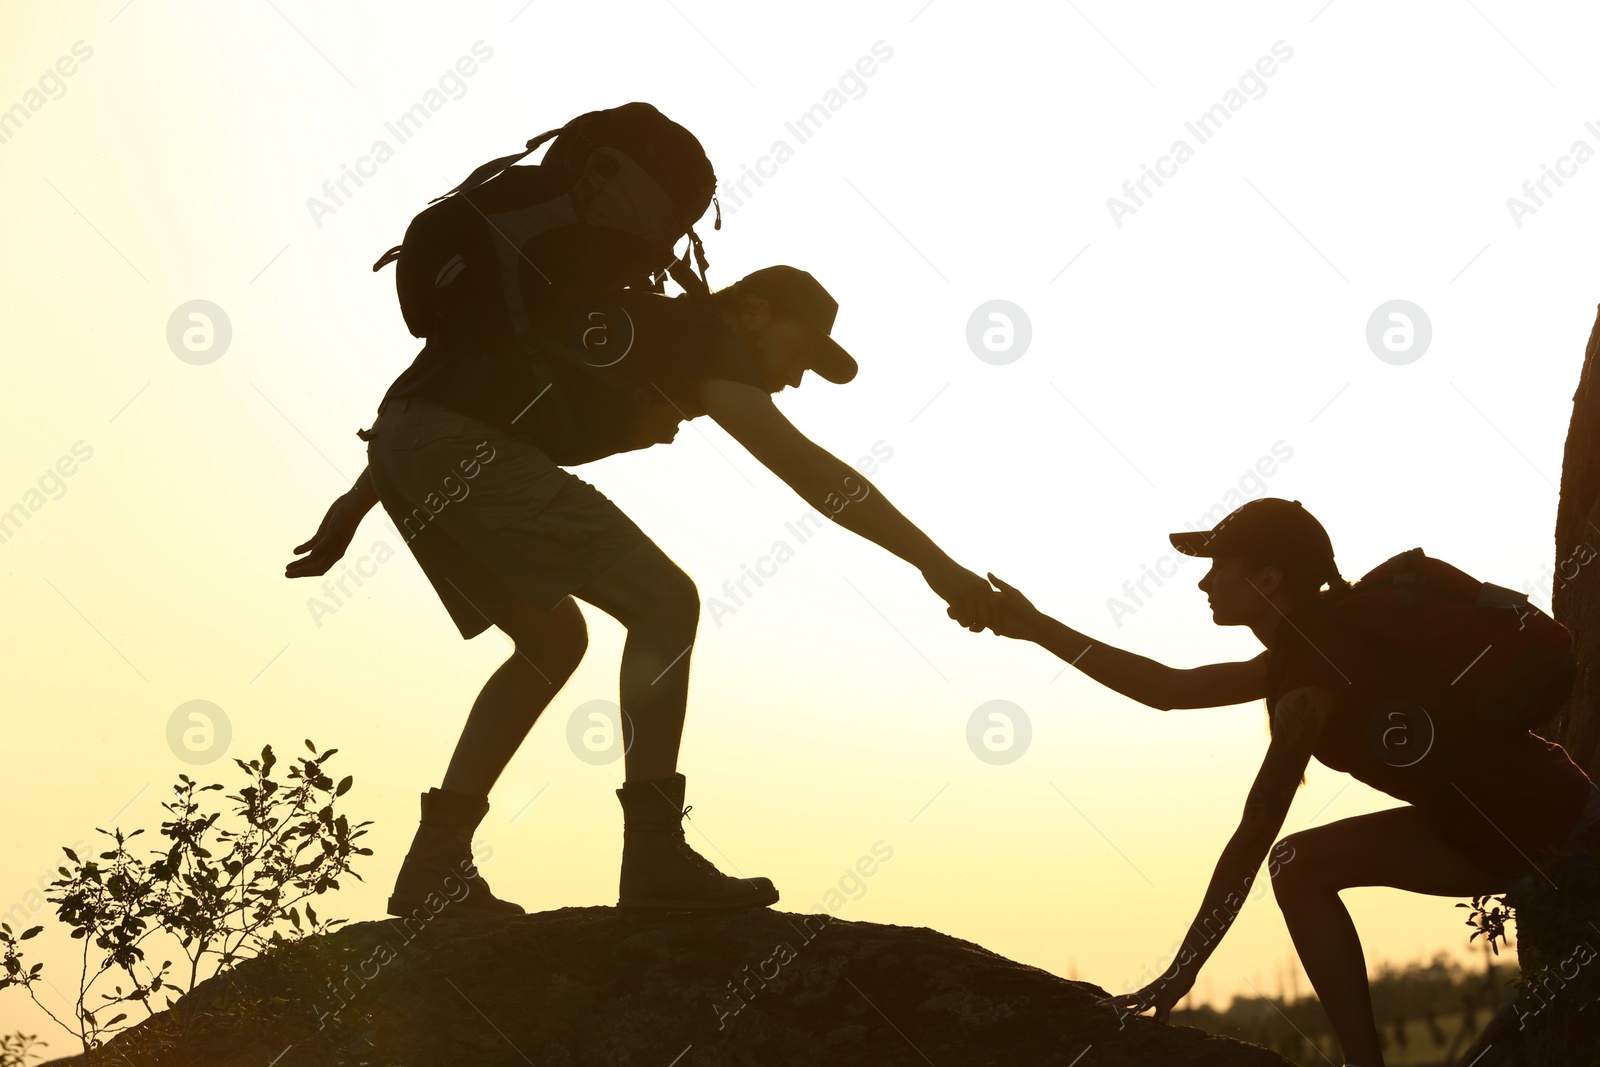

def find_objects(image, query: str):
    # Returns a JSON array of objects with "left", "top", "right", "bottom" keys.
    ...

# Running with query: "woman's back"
[{"left": 1266, "top": 598, "right": 1595, "bottom": 880}]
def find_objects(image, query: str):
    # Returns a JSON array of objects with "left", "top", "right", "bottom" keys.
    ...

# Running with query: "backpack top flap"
[
  {"left": 542, "top": 102, "right": 716, "bottom": 227},
  {"left": 571, "top": 146, "right": 688, "bottom": 250}
]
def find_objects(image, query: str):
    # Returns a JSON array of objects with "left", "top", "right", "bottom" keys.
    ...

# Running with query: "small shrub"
[{"left": 0, "top": 739, "right": 371, "bottom": 1059}]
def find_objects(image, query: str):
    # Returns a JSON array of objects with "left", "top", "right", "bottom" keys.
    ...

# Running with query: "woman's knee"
[{"left": 1270, "top": 831, "right": 1324, "bottom": 901}]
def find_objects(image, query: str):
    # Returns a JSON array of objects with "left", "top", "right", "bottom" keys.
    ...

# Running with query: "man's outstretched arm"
[
  {"left": 699, "top": 377, "right": 996, "bottom": 631},
  {"left": 286, "top": 466, "right": 379, "bottom": 578}
]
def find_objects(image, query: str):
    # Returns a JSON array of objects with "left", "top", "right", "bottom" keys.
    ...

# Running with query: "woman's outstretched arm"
[{"left": 987, "top": 573, "right": 1268, "bottom": 710}]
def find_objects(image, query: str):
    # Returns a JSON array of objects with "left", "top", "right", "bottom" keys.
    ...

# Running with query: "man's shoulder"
[
  {"left": 612, "top": 288, "right": 715, "bottom": 321},
  {"left": 604, "top": 289, "right": 763, "bottom": 390},
  {"left": 602, "top": 290, "right": 726, "bottom": 351}
]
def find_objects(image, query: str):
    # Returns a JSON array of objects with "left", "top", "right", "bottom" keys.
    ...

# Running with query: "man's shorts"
[{"left": 361, "top": 394, "right": 649, "bottom": 639}]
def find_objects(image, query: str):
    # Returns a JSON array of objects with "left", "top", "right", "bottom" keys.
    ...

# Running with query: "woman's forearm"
[
  {"left": 1032, "top": 616, "right": 1182, "bottom": 709},
  {"left": 1171, "top": 828, "right": 1275, "bottom": 975}
]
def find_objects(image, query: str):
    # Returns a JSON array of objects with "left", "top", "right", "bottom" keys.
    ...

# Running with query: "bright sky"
[{"left": 3, "top": 0, "right": 1595, "bottom": 1045}]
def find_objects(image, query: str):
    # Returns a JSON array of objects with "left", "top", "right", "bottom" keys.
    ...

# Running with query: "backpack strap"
[
  {"left": 664, "top": 227, "right": 713, "bottom": 297},
  {"left": 428, "top": 125, "right": 567, "bottom": 205},
  {"left": 373, "top": 125, "right": 571, "bottom": 273},
  {"left": 372, "top": 244, "right": 403, "bottom": 272}
]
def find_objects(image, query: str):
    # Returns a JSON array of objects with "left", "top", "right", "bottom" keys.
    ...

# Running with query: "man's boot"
[
  {"left": 614, "top": 772, "right": 780, "bottom": 914},
  {"left": 386, "top": 787, "right": 525, "bottom": 920}
]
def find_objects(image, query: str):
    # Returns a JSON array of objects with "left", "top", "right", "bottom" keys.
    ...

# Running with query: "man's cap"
[
  {"left": 733, "top": 265, "right": 858, "bottom": 384},
  {"left": 1169, "top": 497, "right": 1339, "bottom": 582}
]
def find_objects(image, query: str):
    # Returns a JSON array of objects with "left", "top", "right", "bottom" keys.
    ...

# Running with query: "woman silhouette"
[{"left": 987, "top": 497, "right": 1600, "bottom": 1067}]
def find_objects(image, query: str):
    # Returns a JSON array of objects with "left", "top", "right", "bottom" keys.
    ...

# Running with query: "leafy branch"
[{"left": 0, "top": 739, "right": 371, "bottom": 1059}]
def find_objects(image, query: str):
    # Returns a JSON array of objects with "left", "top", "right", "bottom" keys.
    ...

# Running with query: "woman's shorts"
[
  {"left": 1555, "top": 784, "right": 1600, "bottom": 859},
  {"left": 361, "top": 394, "right": 648, "bottom": 639},
  {"left": 1506, "top": 782, "right": 1600, "bottom": 896}
]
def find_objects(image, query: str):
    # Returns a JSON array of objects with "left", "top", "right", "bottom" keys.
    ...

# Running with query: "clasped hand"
[{"left": 922, "top": 565, "right": 1044, "bottom": 641}]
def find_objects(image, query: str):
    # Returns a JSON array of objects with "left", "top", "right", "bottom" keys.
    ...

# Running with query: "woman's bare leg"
[{"left": 1272, "top": 806, "right": 1510, "bottom": 1067}]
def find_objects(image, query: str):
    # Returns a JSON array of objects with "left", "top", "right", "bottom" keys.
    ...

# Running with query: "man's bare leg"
[
  {"left": 570, "top": 537, "right": 778, "bottom": 911},
  {"left": 390, "top": 595, "right": 587, "bottom": 919},
  {"left": 428, "top": 534, "right": 694, "bottom": 800},
  {"left": 439, "top": 596, "right": 589, "bottom": 798},
  {"left": 569, "top": 538, "right": 699, "bottom": 782}
]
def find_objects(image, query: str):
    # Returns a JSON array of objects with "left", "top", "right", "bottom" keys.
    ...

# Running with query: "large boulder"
[
  {"left": 48, "top": 905, "right": 1294, "bottom": 1067},
  {"left": 1553, "top": 300, "right": 1600, "bottom": 780}
]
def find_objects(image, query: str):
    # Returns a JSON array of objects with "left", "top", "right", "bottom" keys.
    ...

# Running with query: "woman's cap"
[
  {"left": 734, "top": 265, "right": 858, "bottom": 384},
  {"left": 1169, "top": 497, "right": 1338, "bottom": 580}
]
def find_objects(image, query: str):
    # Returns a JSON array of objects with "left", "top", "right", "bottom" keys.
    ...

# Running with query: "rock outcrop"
[
  {"left": 49, "top": 905, "right": 1294, "bottom": 1067},
  {"left": 1554, "top": 300, "right": 1600, "bottom": 781},
  {"left": 1461, "top": 301, "right": 1600, "bottom": 1067}
]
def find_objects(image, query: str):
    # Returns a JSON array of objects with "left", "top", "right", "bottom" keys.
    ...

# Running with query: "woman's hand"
[
  {"left": 1097, "top": 966, "right": 1196, "bottom": 1025},
  {"left": 286, "top": 491, "right": 372, "bottom": 578},
  {"left": 985, "top": 573, "right": 1046, "bottom": 642}
]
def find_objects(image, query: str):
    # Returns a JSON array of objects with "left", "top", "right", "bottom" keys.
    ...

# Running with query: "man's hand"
[
  {"left": 922, "top": 562, "right": 999, "bottom": 632},
  {"left": 286, "top": 491, "right": 371, "bottom": 578},
  {"left": 985, "top": 573, "right": 1046, "bottom": 642}
]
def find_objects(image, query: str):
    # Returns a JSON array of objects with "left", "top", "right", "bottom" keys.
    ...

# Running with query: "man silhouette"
[{"left": 288, "top": 265, "right": 998, "bottom": 918}]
